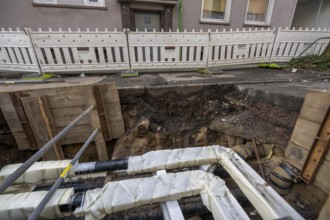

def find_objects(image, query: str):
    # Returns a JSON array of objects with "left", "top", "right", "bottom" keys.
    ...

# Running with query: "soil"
[
  {"left": 112, "top": 84, "right": 298, "bottom": 159},
  {"left": 0, "top": 83, "right": 327, "bottom": 219}
]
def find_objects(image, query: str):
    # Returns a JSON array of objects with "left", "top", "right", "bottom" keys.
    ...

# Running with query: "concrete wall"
[
  {"left": 0, "top": 0, "right": 122, "bottom": 31},
  {"left": 173, "top": 0, "right": 297, "bottom": 31},
  {"left": 291, "top": 0, "right": 330, "bottom": 29}
]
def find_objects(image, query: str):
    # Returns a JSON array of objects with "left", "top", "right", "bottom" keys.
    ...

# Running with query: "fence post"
[
  {"left": 269, "top": 27, "right": 280, "bottom": 63},
  {"left": 205, "top": 30, "right": 211, "bottom": 71},
  {"left": 23, "top": 28, "right": 43, "bottom": 74}
]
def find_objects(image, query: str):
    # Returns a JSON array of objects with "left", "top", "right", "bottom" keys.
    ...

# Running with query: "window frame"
[
  {"left": 83, "top": 0, "right": 105, "bottom": 7},
  {"left": 33, "top": 0, "right": 106, "bottom": 8},
  {"left": 200, "top": 0, "right": 232, "bottom": 24},
  {"left": 244, "top": 0, "right": 275, "bottom": 25}
]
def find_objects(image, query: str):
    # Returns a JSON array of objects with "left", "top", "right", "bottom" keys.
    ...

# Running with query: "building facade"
[{"left": 0, "top": 0, "right": 297, "bottom": 31}]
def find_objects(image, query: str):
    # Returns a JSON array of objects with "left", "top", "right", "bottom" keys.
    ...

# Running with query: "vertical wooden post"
[{"left": 86, "top": 86, "right": 109, "bottom": 161}]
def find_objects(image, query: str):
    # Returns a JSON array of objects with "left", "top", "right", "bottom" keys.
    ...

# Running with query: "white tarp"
[
  {"left": 126, "top": 145, "right": 304, "bottom": 220},
  {"left": 75, "top": 170, "right": 249, "bottom": 220}
]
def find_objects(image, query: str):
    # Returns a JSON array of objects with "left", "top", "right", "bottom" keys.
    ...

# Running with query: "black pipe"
[
  {"left": 33, "top": 177, "right": 105, "bottom": 193},
  {"left": 74, "top": 158, "right": 129, "bottom": 175},
  {"left": 60, "top": 192, "right": 86, "bottom": 213}
]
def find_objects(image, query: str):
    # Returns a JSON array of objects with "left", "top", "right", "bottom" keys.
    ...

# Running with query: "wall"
[
  {"left": 292, "top": 0, "right": 330, "bottom": 29},
  {"left": 173, "top": 0, "right": 297, "bottom": 31},
  {"left": 0, "top": 0, "right": 122, "bottom": 31}
]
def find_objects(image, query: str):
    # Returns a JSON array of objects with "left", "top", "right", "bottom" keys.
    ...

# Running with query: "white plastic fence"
[
  {"left": 0, "top": 28, "right": 329, "bottom": 74},
  {"left": 128, "top": 30, "right": 209, "bottom": 69},
  {"left": 30, "top": 28, "right": 129, "bottom": 72},
  {"left": 0, "top": 28, "right": 39, "bottom": 72},
  {"left": 208, "top": 28, "right": 276, "bottom": 67},
  {"left": 271, "top": 27, "right": 330, "bottom": 62}
]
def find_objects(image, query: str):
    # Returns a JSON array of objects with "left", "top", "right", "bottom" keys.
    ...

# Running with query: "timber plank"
[
  {"left": 9, "top": 92, "right": 37, "bottom": 149},
  {"left": 104, "top": 103, "right": 124, "bottom": 121},
  {"left": 300, "top": 90, "right": 330, "bottom": 124},
  {"left": 40, "top": 96, "right": 65, "bottom": 159},
  {"left": 20, "top": 96, "right": 64, "bottom": 160},
  {"left": 300, "top": 107, "right": 330, "bottom": 182},
  {"left": 61, "top": 132, "right": 94, "bottom": 145},
  {"left": 102, "top": 83, "right": 121, "bottom": 103},
  {"left": 56, "top": 124, "right": 92, "bottom": 145},
  {"left": 47, "top": 94, "right": 86, "bottom": 109},
  {"left": 109, "top": 120, "right": 126, "bottom": 139},
  {"left": 290, "top": 117, "right": 321, "bottom": 151},
  {"left": 92, "top": 85, "right": 112, "bottom": 141},
  {"left": 86, "top": 87, "right": 109, "bottom": 161},
  {"left": 285, "top": 141, "right": 309, "bottom": 170},
  {"left": 52, "top": 106, "right": 91, "bottom": 127},
  {"left": 314, "top": 160, "right": 330, "bottom": 194},
  {"left": 12, "top": 133, "right": 31, "bottom": 150}
]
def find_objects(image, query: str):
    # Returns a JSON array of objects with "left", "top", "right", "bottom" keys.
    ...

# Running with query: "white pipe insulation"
[
  {"left": 126, "top": 145, "right": 304, "bottom": 220},
  {"left": 74, "top": 170, "right": 249, "bottom": 220},
  {"left": 0, "top": 160, "right": 106, "bottom": 189},
  {"left": 0, "top": 188, "right": 73, "bottom": 220}
]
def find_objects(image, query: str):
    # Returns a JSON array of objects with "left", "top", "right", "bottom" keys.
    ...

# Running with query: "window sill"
[
  {"left": 33, "top": 3, "right": 107, "bottom": 10},
  {"left": 199, "top": 20, "right": 230, "bottom": 25},
  {"left": 243, "top": 23, "right": 271, "bottom": 28}
]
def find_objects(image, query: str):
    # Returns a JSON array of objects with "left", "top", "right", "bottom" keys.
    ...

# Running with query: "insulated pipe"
[
  {"left": 28, "top": 128, "right": 99, "bottom": 220},
  {"left": 74, "top": 158, "right": 129, "bottom": 175},
  {"left": 74, "top": 170, "right": 249, "bottom": 220},
  {"left": 126, "top": 146, "right": 304, "bottom": 220},
  {"left": 0, "top": 105, "right": 94, "bottom": 194}
]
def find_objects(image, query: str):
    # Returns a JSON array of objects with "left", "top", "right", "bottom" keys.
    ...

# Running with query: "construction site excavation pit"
[{"left": 0, "top": 82, "right": 328, "bottom": 220}]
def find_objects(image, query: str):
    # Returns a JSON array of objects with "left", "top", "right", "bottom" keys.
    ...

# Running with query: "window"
[
  {"left": 245, "top": 0, "right": 275, "bottom": 25},
  {"left": 83, "top": 0, "right": 105, "bottom": 7},
  {"left": 33, "top": 0, "right": 105, "bottom": 8},
  {"left": 201, "top": 0, "right": 231, "bottom": 23}
]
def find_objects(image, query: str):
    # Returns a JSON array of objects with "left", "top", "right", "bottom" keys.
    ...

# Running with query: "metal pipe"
[
  {"left": 0, "top": 105, "right": 94, "bottom": 194},
  {"left": 299, "top": 36, "right": 330, "bottom": 56},
  {"left": 74, "top": 158, "right": 129, "bottom": 174},
  {"left": 28, "top": 128, "right": 99, "bottom": 220}
]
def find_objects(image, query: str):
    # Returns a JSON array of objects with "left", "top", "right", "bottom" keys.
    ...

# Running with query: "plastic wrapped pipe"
[
  {"left": 0, "top": 160, "right": 73, "bottom": 184},
  {"left": 126, "top": 145, "right": 304, "bottom": 220},
  {"left": 74, "top": 170, "right": 249, "bottom": 220},
  {"left": 0, "top": 188, "right": 74, "bottom": 220},
  {"left": 0, "top": 160, "right": 107, "bottom": 187}
]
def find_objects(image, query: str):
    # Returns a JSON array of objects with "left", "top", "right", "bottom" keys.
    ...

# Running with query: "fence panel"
[
  {"left": 128, "top": 30, "right": 209, "bottom": 69},
  {"left": 208, "top": 29, "right": 276, "bottom": 67},
  {"left": 271, "top": 28, "right": 330, "bottom": 62},
  {"left": 0, "top": 28, "right": 39, "bottom": 72},
  {"left": 30, "top": 29, "right": 129, "bottom": 73}
]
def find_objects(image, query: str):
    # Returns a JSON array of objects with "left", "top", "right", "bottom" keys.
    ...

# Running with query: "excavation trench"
[{"left": 0, "top": 83, "right": 327, "bottom": 220}]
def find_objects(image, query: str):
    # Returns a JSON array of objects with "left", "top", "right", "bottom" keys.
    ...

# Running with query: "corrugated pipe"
[{"left": 269, "top": 162, "right": 299, "bottom": 195}]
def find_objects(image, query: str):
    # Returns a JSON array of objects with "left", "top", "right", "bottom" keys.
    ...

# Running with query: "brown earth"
[{"left": 0, "top": 84, "right": 327, "bottom": 219}]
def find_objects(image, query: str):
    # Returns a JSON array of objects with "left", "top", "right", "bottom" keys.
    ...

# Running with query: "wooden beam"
[
  {"left": 300, "top": 107, "right": 330, "bottom": 183},
  {"left": 9, "top": 92, "right": 37, "bottom": 149},
  {"left": 40, "top": 96, "right": 65, "bottom": 160},
  {"left": 92, "top": 85, "right": 112, "bottom": 141},
  {"left": 86, "top": 87, "right": 109, "bottom": 161},
  {"left": 20, "top": 96, "right": 65, "bottom": 160}
]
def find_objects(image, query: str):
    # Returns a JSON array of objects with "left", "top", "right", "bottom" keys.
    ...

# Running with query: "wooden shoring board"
[
  {"left": 1, "top": 83, "right": 124, "bottom": 161},
  {"left": 8, "top": 92, "right": 38, "bottom": 150},
  {"left": 0, "top": 93, "right": 31, "bottom": 150},
  {"left": 300, "top": 107, "right": 330, "bottom": 183},
  {"left": 92, "top": 85, "right": 112, "bottom": 141},
  {"left": 20, "top": 96, "right": 65, "bottom": 160},
  {"left": 285, "top": 89, "right": 330, "bottom": 170},
  {"left": 86, "top": 86, "right": 109, "bottom": 161}
]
